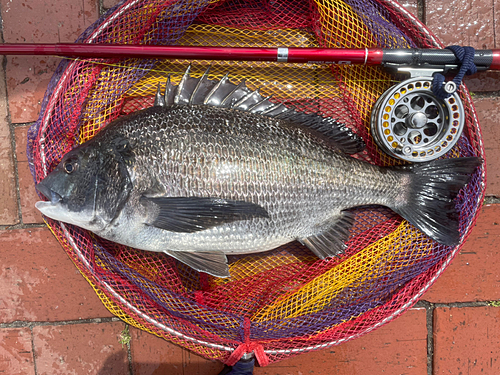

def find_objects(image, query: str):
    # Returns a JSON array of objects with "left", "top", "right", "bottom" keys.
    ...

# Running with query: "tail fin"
[{"left": 393, "top": 157, "right": 482, "bottom": 247}]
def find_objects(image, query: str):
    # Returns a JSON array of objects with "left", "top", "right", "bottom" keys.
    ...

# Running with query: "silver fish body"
[
  {"left": 88, "top": 105, "right": 395, "bottom": 249},
  {"left": 35, "top": 69, "right": 481, "bottom": 277}
]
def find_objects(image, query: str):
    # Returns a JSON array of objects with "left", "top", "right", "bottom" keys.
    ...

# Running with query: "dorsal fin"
[
  {"left": 153, "top": 66, "right": 365, "bottom": 154},
  {"left": 275, "top": 112, "right": 365, "bottom": 155}
]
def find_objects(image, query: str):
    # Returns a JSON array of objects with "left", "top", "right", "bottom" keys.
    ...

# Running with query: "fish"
[{"left": 35, "top": 66, "right": 481, "bottom": 278}]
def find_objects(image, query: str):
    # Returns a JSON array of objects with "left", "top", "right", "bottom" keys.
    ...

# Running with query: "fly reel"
[{"left": 371, "top": 76, "right": 465, "bottom": 162}]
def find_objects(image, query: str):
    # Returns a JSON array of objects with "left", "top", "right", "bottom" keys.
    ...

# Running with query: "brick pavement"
[{"left": 1, "top": 0, "right": 500, "bottom": 374}]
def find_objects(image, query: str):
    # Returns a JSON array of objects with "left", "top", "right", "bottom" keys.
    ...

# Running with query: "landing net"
[{"left": 28, "top": 0, "right": 485, "bottom": 366}]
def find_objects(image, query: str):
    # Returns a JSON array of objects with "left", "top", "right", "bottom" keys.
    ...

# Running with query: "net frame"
[{"left": 27, "top": 0, "right": 486, "bottom": 366}]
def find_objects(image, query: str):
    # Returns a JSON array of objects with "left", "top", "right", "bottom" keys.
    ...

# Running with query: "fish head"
[{"left": 35, "top": 138, "right": 133, "bottom": 232}]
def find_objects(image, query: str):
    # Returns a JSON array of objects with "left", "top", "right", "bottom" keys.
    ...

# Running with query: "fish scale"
[
  {"left": 35, "top": 69, "right": 481, "bottom": 277},
  {"left": 128, "top": 106, "right": 344, "bottom": 211}
]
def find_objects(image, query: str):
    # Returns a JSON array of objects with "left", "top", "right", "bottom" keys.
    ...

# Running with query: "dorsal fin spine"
[
  {"left": 174, "top": 64, "right": 191, "bottom": 105},
  {"left": 189, "top": 67, "right": 211, "bottom": 105},
  {"left": 221, "top": 80, "right": 246, "bottom": 106},
  {"left": 248, "top": 96, "right": 272, "bottom": 112},
  {"left": 203, "top": 72, "right": 229, "bottom": 105},
  {"left": 261, "top": 103, "right": 286, "bottom": 115},
  {"left": 165, "top": 75, "right": 173, "bottom": 105},
  {"left": 154, "top": 82, "right": 166, "bottom": 107},
  {"left": 233, "top": 89, "right": 259, "bottom": 108}
]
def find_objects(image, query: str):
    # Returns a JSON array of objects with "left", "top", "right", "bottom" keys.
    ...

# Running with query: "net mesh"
[{"left": 28, "top": 0, "right": 486, "bottom": 366}]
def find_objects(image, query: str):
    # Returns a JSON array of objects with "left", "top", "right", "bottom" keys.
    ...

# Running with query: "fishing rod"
[
  {"left": 0, "top": 43, "right": 499, "bottom": 68},
  {"left": 4, "top": 43, "right": 492, "bottom": 162}
]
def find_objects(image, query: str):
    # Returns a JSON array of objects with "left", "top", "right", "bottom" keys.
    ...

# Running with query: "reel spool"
[{"left": 371, "top": 76, "right": 465, "bottom": 162}]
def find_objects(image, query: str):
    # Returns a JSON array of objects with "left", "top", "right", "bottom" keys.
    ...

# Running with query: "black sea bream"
[{"left": 35, "top": 67, "right": 481, "bottom": 277}]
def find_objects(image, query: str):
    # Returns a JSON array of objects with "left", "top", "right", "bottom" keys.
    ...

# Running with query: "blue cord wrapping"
[{"left": 432, "top": 46, "right": 477, "bottom": 99}]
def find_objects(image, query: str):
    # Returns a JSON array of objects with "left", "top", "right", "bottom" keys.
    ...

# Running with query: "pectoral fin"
[
  {"left": 142, "top": 196, "right": 269, "bottom": 233},
  {"left": 299, "top": 211, "right": 355, "bottom": 259},
  {"left": 164, "top": 250, "right": 230, "bottom": 278}
]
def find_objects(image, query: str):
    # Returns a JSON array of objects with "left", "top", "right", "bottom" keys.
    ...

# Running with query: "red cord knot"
[
  {"left": 226, "top": 341, "right": 269, "bottom": 367},
  {"left": 225, "top": 317, "right": 269, "bottom": 367}
]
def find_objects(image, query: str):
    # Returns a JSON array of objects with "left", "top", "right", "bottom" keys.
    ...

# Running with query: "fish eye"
[{"left": 63, "top": 160, "right": 78, "bottom": 174}]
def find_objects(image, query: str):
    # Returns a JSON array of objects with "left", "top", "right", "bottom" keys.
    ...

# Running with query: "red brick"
[
  {"left": 0, "top": 327, "right": 35, "bottom": 375},
  {"left": 1, "top": 0, "right": 99, "bottom": 123},
  {"left": 5, "top": 57, "right": 60, "bottom": 124},
  {"left": 17, "top": 160, "right": 44, "bottom": 224},
  {"left": 464, "top": 72, "right": 500, "bottom": 93},
  {"left": 426, "top": 0, "right": 495, "bottom": 49},
  {"left": 13, "top": 126, "right": 43, "bottom": 224},
  {"left": 254, "top": 308, "right": 427, "bottom": 375},
  {"left": 423, "top": 205, "right": 500, "bottom": 303},
  {"left": 33, "top": 321, "right": 128, "bottom": 375},
  {"left": 0, "top": 143, "right": 18, "bottom": 225},
  {"left": 400, "top": 0, "right": 418, "bottom": 17},
  {"left": 130, "top": 327, "right": 224, "bottom": 375},
  {"left": 0, "top": 228, "right": 113, "bottom": 323},
  {"left": 0, "top": 64, "right": 19, "bottom": 226},
  {"left": 469, "top": 97, "right": 500, "bottom": 196},
  {"left": 102, "top": 0, "right": 121, "bottom": 10},
  {"left": 14, "top": 126, "right": 29, "bottom": 163},
  {"left": 434, "top": 306, "right": 500, "bottom": 374}
]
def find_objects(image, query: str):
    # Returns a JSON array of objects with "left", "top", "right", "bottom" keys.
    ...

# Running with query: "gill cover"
[{"left": 95, "top": 136, "right": 134, "bottom": 222}]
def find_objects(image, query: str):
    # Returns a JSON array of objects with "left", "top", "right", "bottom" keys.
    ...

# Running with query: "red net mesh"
[{"left": 27, "top": 0, "right": 486, "bottom": 366}]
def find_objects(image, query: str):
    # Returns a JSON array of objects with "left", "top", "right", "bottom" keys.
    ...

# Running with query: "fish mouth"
[
  {"left": 35, "top": 182, "right": 62, "bottom": 205},
  {"left": 34, "top": 180, "right": 96, "bottom": 229},
  {"left": 34, "top": 184, "right": 81, "bottom": 225},
  {"left": 35, "top": 182, "right": 64, "bottom": 215}
]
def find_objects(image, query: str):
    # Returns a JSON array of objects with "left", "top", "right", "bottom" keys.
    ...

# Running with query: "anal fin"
[
  {"left": 164, "top": 250, "right": 230, "bottom": 278},
  {"left": 299, "top": 211, "right": 355, "bottom": 259}
]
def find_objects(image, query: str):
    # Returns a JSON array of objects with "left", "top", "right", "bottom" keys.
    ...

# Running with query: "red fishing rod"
[{"left": 0, "top": 43, "right": 500, "bottom": 69}]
